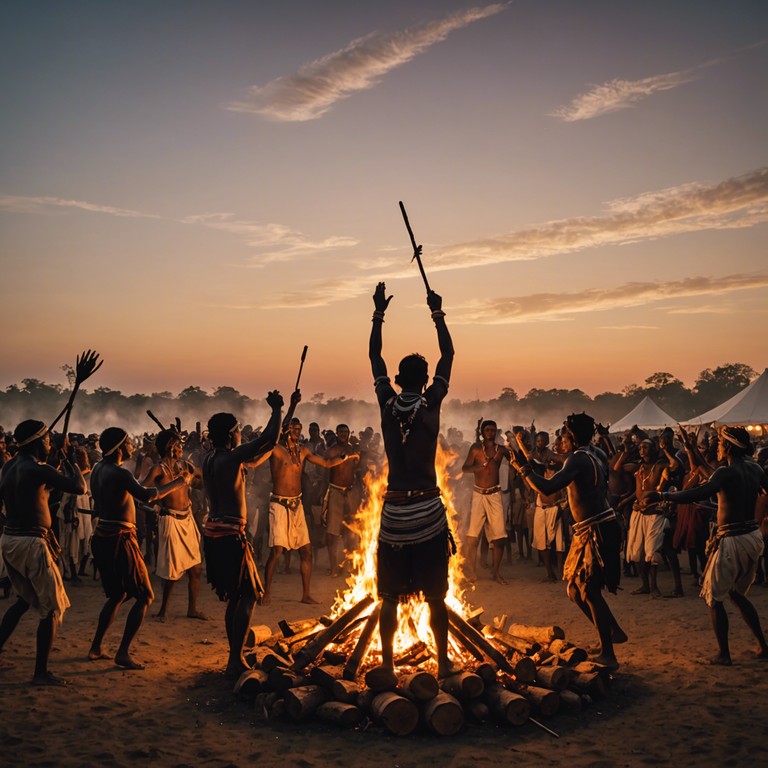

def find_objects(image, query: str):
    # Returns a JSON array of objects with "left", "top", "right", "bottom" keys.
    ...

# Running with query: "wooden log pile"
[{"left": 235, "top": 598, "right": 614, "bottom": 737}]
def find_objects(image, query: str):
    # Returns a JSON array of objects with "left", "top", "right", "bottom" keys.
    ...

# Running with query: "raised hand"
[
  {"left": 266, "top": 390, "right": 284, "bottom": 410},
  {"left": 74, "top": 350, "right": 103, "bottom": 386},
  {"left": 290, "top": 389, "right": 302, "bottom": 407},
  {"left": 373, "top": 282, "right": 393, "bottom": 313},
  {"left": 426, "top": 289, "right": 442, "bottom": 312}
]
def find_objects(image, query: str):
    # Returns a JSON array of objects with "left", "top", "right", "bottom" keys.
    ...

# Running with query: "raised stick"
[
  {"left": 295, "top": 345, "right": 308, "bottom": 391},
  {"left": 146, "top": 410, "right": 166, "bottom": 431},
  {"left": 398, "top": 201, "right": 432, "bottom": 294}
]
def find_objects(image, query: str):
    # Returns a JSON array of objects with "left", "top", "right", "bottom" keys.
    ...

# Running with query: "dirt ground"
[{"left": 1, "top": 550, "right": 767, "bottom": 768}]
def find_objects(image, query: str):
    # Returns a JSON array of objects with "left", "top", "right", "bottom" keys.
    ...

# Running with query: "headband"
[
  {"left": 103, "top": 433, "right": 128, "bottom": 457},
  {"left": 16, "top": 423, "right": 49, "bottom": 447}
]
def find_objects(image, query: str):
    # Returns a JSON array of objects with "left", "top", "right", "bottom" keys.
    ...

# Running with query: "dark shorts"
[
  {"left": 377, "top": 530, "right": 449, "bottom": 601},
  {"left": 91, "top": 530, "right": 153, "bottom": 601},
  {"left": 203, "top": 533, "right": 263, "bottom": 602}
]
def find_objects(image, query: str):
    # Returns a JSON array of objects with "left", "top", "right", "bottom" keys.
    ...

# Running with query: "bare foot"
[
  {"left": 32, "top": 671, "right": 69, "bottom": 686},
  {"left": 88, "top": 649, "right": 111, "bottom": 661},
  {"left": 437, "top": 659, "right": 464, "bottom": 679},
  {"left": 698, "top": 655, "right": 732, "bottom": 666},
  {"left": 301, "top": 595, "right": 321, "bottom": 605},
  {"left": 225, "top": 659, "right": 251, "bottom": 679},
  {"left": 114, "top": 653, "right": 145, "bottom": 670},
  {"left": 186, "top": 610, "right": 210, "bottom": 621},
  {"left": 630, "top": 587, "right": 650, "bottom": 595},
  {"left": 649, "top": 587, "right": 662, "bottom": 599},
  {"left": 260, "top": 592, "right": 271, "bottom": 606},
  {"left": 664, "top": 590, "right": 684, "bottom": 598},
  {"left": 153, "top": 613, "right": 167, "bottom": 623},
  {"left": 590, "top": 653, "right": 619, "bottom": 671},
  {"left": 493, "top": 574, "right": 508, "bottom": 585}
]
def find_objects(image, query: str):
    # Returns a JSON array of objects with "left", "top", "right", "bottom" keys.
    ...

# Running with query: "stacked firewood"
[{"left": 234, "top": 597, "right": 612, "bottom": 737}]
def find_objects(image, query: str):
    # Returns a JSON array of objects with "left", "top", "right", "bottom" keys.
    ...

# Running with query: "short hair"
[
  {"left": 565, "top": 413, "right": 595, "bottom": 446},
  {"left": 207, "top": 412, "right": 238, "bottom": 446},
  {"left": 99, "top": 427, "right": 128, "bottom": 459},
  {"left": 394, "top": 353, "right": 428, "bottom": 391},
  {"left": 336, "top": 423, "right": 349, "bottom": 432}
]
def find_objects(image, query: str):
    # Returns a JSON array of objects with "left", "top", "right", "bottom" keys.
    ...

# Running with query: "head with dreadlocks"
[
  {"left": 718, "top": 425, "right": 753, "bottom": 460},
  {"left": 394, "top": 353, "right": 429, "bottom": 394},
  {"left": 564, "top": 412, "right": 596, "bottom": 447}
]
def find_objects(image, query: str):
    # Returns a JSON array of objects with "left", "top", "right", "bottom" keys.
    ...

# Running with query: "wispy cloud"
[
  {"left": 265, "top": 167, "right": 768, "bottom": 308},
  {"left": 0, "top": 194, "right": 160, "bottom": 219},
  {"left": 599, "top": 325, "right": 659, "bottom": 331},
  {"left": 450, "top": 273, "right": 768, "bottom": 324},
  {"left": 553, "top": 42, "right": 768, "bottom": 121},
  {"left": 227, "top": 4, "right": 508, "bottom": 121},
  {"left": 181, "top": 213, "right": 357, "bottom": 264},
  {"left": 552, "top": 68, "right": 699, "bottom": 121}
]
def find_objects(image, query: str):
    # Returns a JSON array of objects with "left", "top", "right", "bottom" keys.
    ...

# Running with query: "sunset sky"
[{"left": 1, "top": 1, "right": 766, "bottom": 404}]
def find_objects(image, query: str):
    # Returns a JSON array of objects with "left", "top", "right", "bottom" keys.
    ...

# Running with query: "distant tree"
[
  {"left": 497, "top": 387, "right": 519, "bottom": 402},
  {"left": 694, "top": 363, "right": 757, "bottom": 411},
  {"left": 641, "top": 371, "right": 694, "bottom": 419}
]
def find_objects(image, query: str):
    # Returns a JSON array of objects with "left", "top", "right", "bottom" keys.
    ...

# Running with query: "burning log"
[
  {"left": 439, "top": 672, "right": 484, "bottom": 700},
  {"left": 447, "top": 607, "right": 514, "bottom": 674},
  {"left": 315, "top": 701, "right": 365, "bottom": 727},
  {"left": 422, "top": 691, "right": 464, "bottom": 736},
  {"left": 481, "top": 625, "right": 539, "bottom": 656},
  {"left": 267, "top": 667, "right": 307, "bottom": 693},
  {"left": 394, "top": 640, "right": 430, "bottom": 666},
  {"left": 371, "top": 691, "right": 420, "bottom": 736},
  {"left": 447, "top": 617, "right": 485, "bottom": 662},
  {"left": 331, "top": 678, "right": 362, "bottom": 703},
  {"left": 342, "top": 602, "right": 382, "bottom": 680},
  {"left": 284, "top": 685, "right": 329, "bottom": 721},
  {"left": 505, "top": 623, "right": 564, "bottom": 646},
  {"left": 535, "top": 665, "right": 568, "bottom": 691},
  {"left": 291, "top": 595, "right": 374, "bottom": 672},
  {"left": 398, "top": 671, "right": 439, "bottom": 701},
  {"left": 484, "top": 683, "right": 531, "bottom": 726}
]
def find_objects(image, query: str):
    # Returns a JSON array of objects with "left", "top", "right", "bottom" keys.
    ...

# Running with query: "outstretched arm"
[
  {"left": 512, "top": 453, "right": 581, "bottom": 495},
  {"left": 233, "top": 390, "right": 284, "bottom": 462},
  {"left": 369, "top": 282, "right": 392, "bottom": 381},
  {"left": 427, "top": 288, "right": 454, "bottom": 383},
  {"left": 281, "top": 389, "right": 301, "bottom": 434},
  {"left": 646, "top": 466, "right": 728, "bottom": 504}
]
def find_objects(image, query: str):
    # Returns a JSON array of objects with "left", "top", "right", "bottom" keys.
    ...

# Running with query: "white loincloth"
[
  {"left": 467, "top": 488, "right": 507, "bottom": 541},
  {"left": 0, "top": 533, "right": 70, "bottom": 619},
  {"left": 533, "top": 502, "right": 566, "bottom": 552},
  {"left": 627, "top": 509, "right": 668, "bottom": 565},
  {"left": 700, "top": 529, "right": 763, "bottom": 607},
  {"left": 269, "top": 495, "right": 310, "bottom": 551},
  {"left": 156, "top": 510, "right": 202, "bottom": 581}
]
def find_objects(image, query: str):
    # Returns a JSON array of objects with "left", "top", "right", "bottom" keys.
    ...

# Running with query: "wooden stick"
[
  {"left": 529, "top": 716, "right": 559, "bottom": 738},
  {"left": 447, "top": 607, "right": 515, "bottom": 674},
  {"left": 291, "top": 595, "right": 374, "bottom": 671},
  {"left": 343, "top": 602, "right": 382, "bottom": 680},
  {"left": 146, "top": 410, "right": 166, "bottom": 431},
  {"left": 295, "top": 345, "right": 308, "bottom": 391},
  {"left": 398, "top": 201, "right": 432, "bottom": 294}
]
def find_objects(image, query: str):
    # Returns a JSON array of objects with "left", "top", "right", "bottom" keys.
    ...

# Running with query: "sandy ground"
[{"left": 1, "top": 551, "right": 768, "bottom": 768}]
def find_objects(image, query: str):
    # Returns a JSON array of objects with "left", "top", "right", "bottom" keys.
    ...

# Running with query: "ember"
[{"left": 234, "top": 446, "right": 614, "bottom": 736}]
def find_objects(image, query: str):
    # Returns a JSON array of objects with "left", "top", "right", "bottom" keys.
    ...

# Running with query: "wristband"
[
  {"left": 431, "top": 310, "right": 446, "bottom": 320},
  {"left": 372, "top": 311, "right": 385, "bottom": 322}
]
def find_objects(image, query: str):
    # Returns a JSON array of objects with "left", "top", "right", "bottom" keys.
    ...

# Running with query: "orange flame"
[{"left": 329, "top": 444, "right": 475, "bottom": 669}]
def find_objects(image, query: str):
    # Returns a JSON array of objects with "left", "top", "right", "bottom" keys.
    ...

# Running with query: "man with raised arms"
[
  {"left": 88, "top": 427, "right": 188, "bottom": 669},
  {"left": 323, "top": 424, "right": 362, "bottom": 577},
  {"left": 513, "top": 413, "right": 627, "bottom": 670},
  {"left": 369, "top": 277, "right": 459, "bottom": 678},
  {"left": 0, "top": 420, "right": 86, "bottom": 685},
  {"left": 142, "top": 429, "right": 208, "bottom": 622},
  {"left": 202, "top": 391, "right": 284, "bottom": 677},
  {"left": 461, "top": 420, "right": 510, "bottom": 584},
  {"left": 262, "top": 411, "right": 358, "bottom": 606},
  {"left": 646, "top": 425, "right": 768, "bottom": 665}
]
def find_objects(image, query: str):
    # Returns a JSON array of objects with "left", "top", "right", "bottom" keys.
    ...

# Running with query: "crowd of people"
[{"left": 1, "top": 310, "right": 767, "bottom": 684}]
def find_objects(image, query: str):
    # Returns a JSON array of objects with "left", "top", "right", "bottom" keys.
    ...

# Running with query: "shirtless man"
[
  {"left": 202, "top": 391, "right": 284, "bottom": 677},
  {"left": 323, "top": 424, "right": 362, "bottom": 577},
  {"left": 263, "top": 412, "right": 358, "bottom": 605},
  {"left": 646, "top": 425, "right": 768, "bottom": 665},
  {"left": 370, "top": 278, "right": 458, "bottom": 678},
  {"left": 88, "top": 427, "right": 187, "bottom": 669},
  {"left": 142, "top": 429, "right": 208, "bottom": 622},
  {"left": 617, "top": 439, "right": 677, "bottom": 598},
  {"left": 461, "top": 420, "right": 510, "bottom": 584},
  {"left": 0, "top": 420, "right": 86, "bottom": 684},
  {"left": 512, "top": 413, "right": 626, "bottom": 670}
]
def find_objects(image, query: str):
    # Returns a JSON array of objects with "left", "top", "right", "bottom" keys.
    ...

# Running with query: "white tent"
[
  {"left": 685, "top": 368, "right": 768, "bottom": 426},
  {"left": 610, "top": 396, "right": 677, "bottom": 433}
]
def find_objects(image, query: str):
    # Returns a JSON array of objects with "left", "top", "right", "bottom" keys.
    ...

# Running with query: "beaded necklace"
[{"left": 391, "top": 392, "right": 427, "bottom": 445}]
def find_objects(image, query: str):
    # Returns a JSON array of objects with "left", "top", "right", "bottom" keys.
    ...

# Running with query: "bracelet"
[
  {"left": 431, "top": 310, "right": 446, "bottom": 320},
  {"left": 372, "top": 311, "right": 385, "bottom": 322}
]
